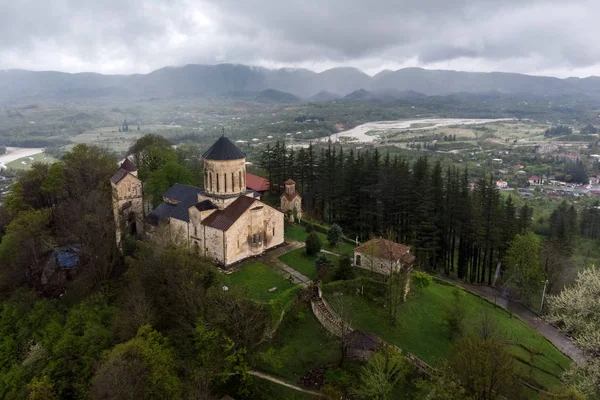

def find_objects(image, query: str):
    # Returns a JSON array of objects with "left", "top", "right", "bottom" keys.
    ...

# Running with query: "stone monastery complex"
[{"left": 110, "top": 136, "right": 302, "bottom": 266}]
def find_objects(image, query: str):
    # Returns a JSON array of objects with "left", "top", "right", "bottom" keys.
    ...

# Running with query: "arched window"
[
  {"left": 216, "top": 173, "right": 220, "bottom": 192},
  {"left": 232, "top": 172, "right": 235, "bottom": 191},
  {"left": 356, "top": 255, "right": 362, "bottom": 266},
  {"left": 209, "top": 172, "right": 213, "bottom": 191},
  {"left": 224, "top": 173, "right": 227, "bottom": 192},
  {"left": 239, "top": 171, "right": 243, "bottom": 190}
]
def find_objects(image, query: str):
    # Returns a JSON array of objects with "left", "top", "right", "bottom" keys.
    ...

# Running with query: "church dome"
[
  {"left": 203, "top": 136, "right": 247, "bottom": 198},
  {"left": 202, "top": 136, "right": 245, "bottom": 161}
]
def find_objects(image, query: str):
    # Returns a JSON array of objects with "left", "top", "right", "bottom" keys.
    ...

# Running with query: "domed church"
[{"left": 111, "top": 136, "right": 285, "bottom": 267}]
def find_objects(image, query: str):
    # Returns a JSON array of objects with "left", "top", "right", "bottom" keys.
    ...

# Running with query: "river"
[{"left": 318, "top": 118, "right": 515, "bottom": 143}]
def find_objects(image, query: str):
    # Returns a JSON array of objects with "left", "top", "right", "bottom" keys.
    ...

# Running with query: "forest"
[{"left": 260, "top": 141, "right": 600, "bottom": 299}]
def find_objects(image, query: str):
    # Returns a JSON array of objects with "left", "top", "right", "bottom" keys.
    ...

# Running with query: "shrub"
[
  {"left": 306, "top": 232, "right": 322, "bottom": 256},
  {"left": 444, "top": 288, "right": 466, "bottom": 340},
  {"left": 327, "top": 224, "right": 343, "bottom": 247},
  {"left": 315, "top": 253, "right": 333, "bottom": 282},
  {"left": 305, "top": 223, "right": 314, "bottom": 233},
  {"left": 334, "top": 255, "right": 355, "bottom": 281},
  {"left": 412, "top": 271, "right": 433, "bottom": 291}
]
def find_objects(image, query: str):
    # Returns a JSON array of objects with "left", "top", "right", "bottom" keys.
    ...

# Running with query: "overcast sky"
[{"left": 2, "top": 0, "right": 599, "bottom": 78}]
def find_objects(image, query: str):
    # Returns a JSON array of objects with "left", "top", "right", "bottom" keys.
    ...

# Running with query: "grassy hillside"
[{"left": 325, "top": 279, "right": 571, "bottom": 391}]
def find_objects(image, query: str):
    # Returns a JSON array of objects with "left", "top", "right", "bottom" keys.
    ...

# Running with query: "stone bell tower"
[
  {"left": 110, "top": 158, "right": 144, "bottom": 245},
  {"left": 280, "top": 179, "right": 302, "bottom": 221}
]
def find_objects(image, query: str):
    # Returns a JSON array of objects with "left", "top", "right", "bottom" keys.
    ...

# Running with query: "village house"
[
  {"left": 589, "top": 175, "right": 600, "bottom": 185},
  {"left": 111, "top": 136, "right": 290, "bottom": 267},
  {"left": 496, "top": 179, "right": 508, "bottom": 189},
  {"left": 528, "top": 176, "right": 543, "bottom": 185},
  {"left": 353, "top": 238, "right": 415, "bottom": 276}
]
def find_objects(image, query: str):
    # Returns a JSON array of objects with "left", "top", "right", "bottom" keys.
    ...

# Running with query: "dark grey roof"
[
  {"left": 145, "top": 202, "right": 177, "bottom": 226},
  {"left": 202, "top": 136, "right": 245, "bottom": 160},
  {"left": 345, "top": 331, "right": 379, "bottom": 351},
  {"left": 163, "top": 183, "right": 205, "bottom": 203},
  {"left": 195, "top": 200, "right": 218, "bottom": 212},
  {"left": 110, "top": 168, "right": 129, "bottom": 184},
  {"left": 147, "top": 184, "right": 215, "bottom": 224},
  {"left": 120, "top": 158, "right": 136, "bottom": 172}
]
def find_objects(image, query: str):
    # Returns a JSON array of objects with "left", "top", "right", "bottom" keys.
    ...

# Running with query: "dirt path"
[
  {"left": 248, "top": 371, "right": 323, "bottom": 396},
  {"left": 437, "top": 275, "right": 586, "bottom": 364}
]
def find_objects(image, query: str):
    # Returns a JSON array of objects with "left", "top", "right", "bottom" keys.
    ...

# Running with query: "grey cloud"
[{"left": 0, "top": 0, "right": 598, "bottom": 77}]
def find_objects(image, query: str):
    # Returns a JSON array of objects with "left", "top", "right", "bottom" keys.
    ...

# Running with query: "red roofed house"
[
  {"left": 528, "top": 176, "right": 542, "bottom": 186},
  {"left": 245, "top": 172, "right": 270, "bottom": 194},
  {"left": 496, "top": 180, "right": 508, "bottom": 189},
  {"left": 354, "top": 238, "right": 415, "bottom": 276},
  {"left": 280, "top": 179, "right": 302, "bottom": 221}
]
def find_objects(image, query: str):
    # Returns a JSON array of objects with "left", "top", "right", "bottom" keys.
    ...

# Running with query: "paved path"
[
  {"left": 437, "top": 275, "right": 586, "bottom": 364},
  {"left": 320, "top": 249, "right": 340, "bottom": 257},
  {"left": 259, "top": 241, "right": 312, "bottom": 287},
  {"left": 248, "top": 371, "right": 323, "bottom": 397}
]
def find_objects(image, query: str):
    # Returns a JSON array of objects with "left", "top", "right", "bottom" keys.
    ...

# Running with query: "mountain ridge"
[{"left": 0, "top": 63, "right": 598, "bottom": 102}]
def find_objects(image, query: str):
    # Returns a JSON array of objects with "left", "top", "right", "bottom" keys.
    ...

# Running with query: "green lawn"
[
  {"left": 326, "top": 280, "right": 571, "bottom": 391},
  {"left": 284, "top": 223, "right": 356, "bottom": 255},
  {"left": 6, "top": 152, "right": 58, "bottom": 170},
  {"left": 252, "top": 303, "right": 340, "bottom": 383},
  {"left": 222, "top": 262, "right": 296, "bottom": 302},
  {"left": 278, "top": 248, "right": 338, "bottom": 280}
]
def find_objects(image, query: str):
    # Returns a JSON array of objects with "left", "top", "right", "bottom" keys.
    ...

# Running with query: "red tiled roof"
[
  {"left": 285, "top": 179, "right": 296, "bottom": 185},
  {"left": 355, "top": 238, "right": 412, "bottom": 262},
  {"left": 246, "top": 173, "right": 270, "bottom": 192},
  {"left": 529, "top": 176, "right": 539, "bottom": 180},
  {"left": 202, "top": 196, "right": 256, "bottom": 231}
]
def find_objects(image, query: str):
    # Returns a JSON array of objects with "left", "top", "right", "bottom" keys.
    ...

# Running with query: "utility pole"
[{"left": 540, "top": 279, "right": 549, "bottom": 313}]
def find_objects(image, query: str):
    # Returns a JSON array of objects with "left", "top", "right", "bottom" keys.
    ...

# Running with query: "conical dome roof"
[{"left": 202, "top": 136, "right": 245, "bottom": 160}]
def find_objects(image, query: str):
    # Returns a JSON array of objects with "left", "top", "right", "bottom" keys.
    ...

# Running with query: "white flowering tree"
[{"left": 547, "top": 267, "right": 600, "bottom": 395}]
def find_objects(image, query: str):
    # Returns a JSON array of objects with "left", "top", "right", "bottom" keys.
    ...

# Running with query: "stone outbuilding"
[
  {"left": 344, "top": 330, "right": 380, "bottom": 361},
  {"left": 353, "top": 238, "right": 415, "bottom": 276},
  {"left": 280, "top": 179, "right": 302, "bottom": 221}
]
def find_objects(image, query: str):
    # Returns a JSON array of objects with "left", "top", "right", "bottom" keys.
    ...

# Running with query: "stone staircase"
[
  {"left": 310, "top": 286, "right": 434, "bottom": 376},
  {"left": 311, "top": 297, "right": 353, "bottom": 337}
]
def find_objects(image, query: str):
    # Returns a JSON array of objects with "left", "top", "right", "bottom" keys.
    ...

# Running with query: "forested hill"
[{"left": 2, "top": 64, "right": 600, "bottom": 102}]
